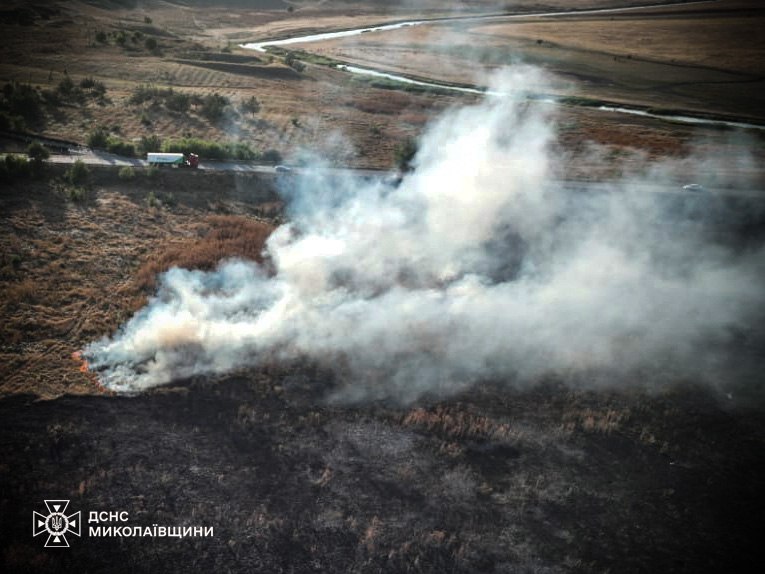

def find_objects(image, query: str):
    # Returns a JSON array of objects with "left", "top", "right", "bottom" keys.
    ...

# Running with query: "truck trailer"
[{"left": 146, "top": 152, "right": 199, "bottom": 168}]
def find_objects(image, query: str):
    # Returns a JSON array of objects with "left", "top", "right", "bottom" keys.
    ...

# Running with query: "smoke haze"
[{"left": 85, "top": 67, "right": 765, "bottom": 402}]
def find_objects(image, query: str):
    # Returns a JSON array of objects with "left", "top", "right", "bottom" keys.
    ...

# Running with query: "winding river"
[{"left": 241, "top": 0, "right": 764, "bottom": 131}]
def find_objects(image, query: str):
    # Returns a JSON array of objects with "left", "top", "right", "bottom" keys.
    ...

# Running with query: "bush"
[
  {"left": 118, "top": 166, "right": 136, "bottom": 180},
  {"left": 80, "top": 77, "right": 107, "bottom": 98},
  {"left": 165, "top": 90, "right": 190, "bottom": 113},
  {"left": 130, "top": 84, "right": 156, "bottom": 105},
  {"left": 65, "top": 186, "right": 87, "bottom": 202},
  {"left": 65, "top": 160, "right": 89, "bottom": 186},
  {"left": 200, "top": 93, "right": 229, "bottom": 122},
  {"left": 240, "top": 96, "right": 260, "bottom": 116},
  {"left": 0, "top": 111, "right": 25, "bottom": 132},
  {"left": 106, "top": 137, "right": 136, "bottom": 157},
  {"left": 146, "top": 191, "right": 158, "bottom": 208},
  {"left": 87, "top": 127, "right": 109, "bottom": 149},
  {"left": 2, "top": 82, "right": 45, "bottom": 125},
  {"left": 145, "top": 37, "right": 158, "bottom": 52},
  {"left": 0, "top": 154, "right": 31, "bottom": 182},
  {"left": 56, "top": 76, "right": 83, "bottom": 102},
  {"left": 27, "top": 142, "right": 49, "bottom": 162},
  {"left": 162, "top": 137, "right": 254, "bottom": 161},
  {"left": 284, "top": 52, "right": 305, "bottom": 72},
  {"left": 139, "top": 134, "right": 162, "bottom": 154},
  {"left": 27, "top": 142, "right": 49, "bottom": 175},
  {"left": 95, "top": 31, "right": 107, "bottom": 43}
]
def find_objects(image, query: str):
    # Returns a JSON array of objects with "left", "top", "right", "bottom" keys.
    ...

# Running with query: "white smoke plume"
[{"left": 85, "top": 67, "right": 765, "bottom": 401}]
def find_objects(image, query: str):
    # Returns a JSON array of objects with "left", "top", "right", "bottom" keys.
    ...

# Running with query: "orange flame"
[
  {"left": 71, "top": 351, "right": 90, "bottom": 373},
  {"left": 71, "top": 351, "right": 113, "bottom": 395}
]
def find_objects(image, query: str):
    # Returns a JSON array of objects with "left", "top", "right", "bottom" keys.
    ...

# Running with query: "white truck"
[{"left": 146, "top": 152, "right": 199, "bottom": 168}]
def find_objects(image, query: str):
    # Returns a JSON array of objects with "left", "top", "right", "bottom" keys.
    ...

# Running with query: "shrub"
[
  {"left": 0, "top": 111, "right": 25, "bottom": 132},
  {"left": 143, "top": 16, "right": 152, "bottom": 24},
  {"left": 284, "top": 52, "right": 305, "bottom": 72},
  {"left": 199, "top": 93, "right": 229, "bottom": 122},
  {"left": 80, "top": 77, "right": 106, "bottom": 98},
  {"left": 165, "top": 90, "right": 190, "bottom": 113},
  {"left": 130, "top": 84, "right": 152, "bottom": 105},
  {"left": 65, "top": 160, "right": 89, "bottom": 186},
  {"left": 95, "top": 31, "right": 107, "bottom": 43},
  {"left": 57, "top": 76, "right": 77, "bottom": 98},
  {"left": 27, "top": 142, "right": 49, "bottom": 175},
  {"left": 162, "top": 137, "right": 255, "bottom": 161},
  {"left": 106, "top": 138, "right": 136, "bottom": 157},
  {"left": 240, "top": 96, "right": 260, "bottom": 116},
  {"left": 139, "top": 134, "right": 162, "bottom": 154},
  {"left": 2, "top": 82, "right": 45, "bottom": 125},
  {"left": 145, "top": 37, "right": 158, "bottom": 52},
  {"left": 87, "top": 127, "right": 109, "bottom": 149},
  {"left": 27, "top": 142, "right": 49, "bottom": 163},
  {"left": 0, "top": 154, "right": 31, "bottom": 182},
  {"left": 145, "top": 165, "right": 159, "bottom": 178},
  {"left": 118, "top": 166, "right": 135, "bottom": 180},
  {"left": 65, "top": 186, "right": 87, "bottom": 202}
]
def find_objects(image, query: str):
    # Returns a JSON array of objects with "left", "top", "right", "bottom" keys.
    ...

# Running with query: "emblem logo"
[{"left": 32, "top": 500, "right": 81, "bottom": 547}]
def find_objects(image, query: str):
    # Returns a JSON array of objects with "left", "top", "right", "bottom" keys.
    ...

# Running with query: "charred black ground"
[{"left": 1, "top": 370, "right": 764, "bottom": 573}]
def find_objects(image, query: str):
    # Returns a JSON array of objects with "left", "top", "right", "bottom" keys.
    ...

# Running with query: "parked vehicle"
[{"left": 682, "top": 183, "right": 705, "bottom": 192}]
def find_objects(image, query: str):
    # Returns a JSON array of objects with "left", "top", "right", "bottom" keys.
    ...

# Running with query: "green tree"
[
  {"left": 144, "top": 37, "right": 158, "bottom": 52},
  {"left": 87, "top": 127, "right": 109, "bottom": 149},
  {"left": 200, "top": 93, "right": 229, "bottom": 122},
  {"left": 4, "top": 82, "right": 45, "bottom": 125},
  {"left": 240, "top": 96, "right": 260, "bottom": 117},
  {"left": 65, "top": 160, "right": 89, "bottom": 186},
  {"left": 27, "top": 142, "right": 49, "bottom": 172}
]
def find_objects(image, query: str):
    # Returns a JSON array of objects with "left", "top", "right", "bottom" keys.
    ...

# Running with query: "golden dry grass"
[
  {"left": 133, "top": 215, "right": 274, "bottom": 292},
  {"left": 0, "top": 173, "right": 277, "bottom": 398}
]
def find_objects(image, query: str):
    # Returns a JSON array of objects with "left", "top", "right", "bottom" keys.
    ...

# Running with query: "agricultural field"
[{"left": 1, "top": 1, "right": 764, "bottom": 573}]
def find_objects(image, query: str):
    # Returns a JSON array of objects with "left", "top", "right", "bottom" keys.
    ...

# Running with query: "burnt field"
[{"left": 1, "top": 372, "right": 764, "bottom": 573}]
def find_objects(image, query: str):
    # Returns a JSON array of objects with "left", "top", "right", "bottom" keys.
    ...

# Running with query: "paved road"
[
  {"left": 48, "top": 152, "right": 279, "bottom": 174},
  {"left": 44, "top": 152, "right": 764, "bottom": 201},
  {"left": 47, "top": 151, "right": 389, "bottom": 178}
]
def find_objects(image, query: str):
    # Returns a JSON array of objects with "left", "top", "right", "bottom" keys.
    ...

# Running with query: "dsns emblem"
[{"left": 32, "top": 500, "right": 81, "bottom": 547}]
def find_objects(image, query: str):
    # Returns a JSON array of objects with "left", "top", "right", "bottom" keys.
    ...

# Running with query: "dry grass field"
[
  {"left": 1, "top": 2, "right": 764, "bottom": 572},
  {"left": 0, "top": 166, "right": 280, "bottom": 398}
]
